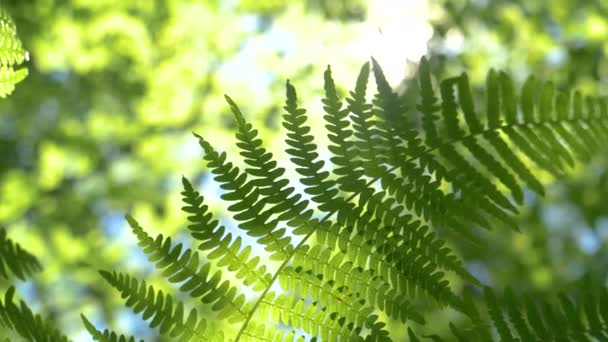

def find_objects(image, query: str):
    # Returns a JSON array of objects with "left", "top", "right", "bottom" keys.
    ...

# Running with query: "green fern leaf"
[
  {"left": 195, "top": 133, "right": 294, "bottom": 260},
  {"left": 0, "top": 287, "right": 69, "bottom": 342},
  {"left": 520, "top": 75, "right": 536, "bottom": 122},
  {"left": 126, "top": 215, "right": 253, "bottom": 322},
  {"left": 440, "top": 77, "right": 465, "bottom": 139},
  {"left": 486, "top": 69, "right": 501, "bottom": 128},
  {"left": 283, "top": 80, "right": 342, "bottom": 213},
  {"left": 418, "top": 57, "right": 441, "bottom": 145},
  {"left": 456, "top": 72, "right": 482, "bottom": 133},
  {"left": 498, "top": 71, "right": 517, "bottom": 124},
  {"left": 81, "top": 315, "right": 140, "bottom": 342},
  {"left": 0, "top": 9, "right": 27, "bottom": 98},
  {"left": 224, "top": 95, "right": 314, "bottom": 228},
  {"left": 0, "top": 227, "right": 42, "bottom": 280},
  {"left": 180, "top": 179, "right": 273, "bottom": 290},
  {"left": 428, "top": 285, "right": 608, "bottom": 341},
  {"left": 322, "top": 65, "right": 367, "bottom": 194},
  {"left": 98, "top": 270, "right": 222, "bottom": 341}
]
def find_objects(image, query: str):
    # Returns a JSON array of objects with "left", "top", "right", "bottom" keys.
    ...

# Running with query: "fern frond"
[
  {"left": 180, "top": 177, "right": 274, "bottom": 290},
  {"left": 126, "top": 215, "right": 253, "bottom": 322},
  {"left": 418, "top": 57, "right": 442, "bottom": 145},
  {"left": 101, "top": 57, "right": 608, "bottom": 341},
  {"left": 314, "top": 220, "right": 460, "bottom": 310},
  {"left": 98, "top": 270, "right": 224, "bottom": 341},
  {"left": 348, "top": 61, "right": 504, "bottom": 233},
  {"left": 259, "top": 292, "right": 366, "bottom": 341},
  {"left": 347, "top": 62, "right": 385, "bottom": 179},
  {"left": 290, "top": 247, "right": 425, "bottom": 324},
  {"left": 366, "top": 59, "right": 608, "bottom": 234},
  {"left": 0, "top": 9, "right": 27, "bottom": 98},
  {"left": 81, "top": 314, "right": 141, "bottom": 342},
  {"left": 0, "top": 227, "right": 42, "bottom": 280},
  {"left": 0, "top": 286, "right": 69, "bottom": 342},
  {"left": 371, "top": 58, "right": 416, "bottom": 143},
  {"left": 0, "top": 9, "right": 27, "bottom": 67},
  {"left": 283, "top": 80, "right": 344, "bottom": 213},
  {"left": 439, "top": 286, "right": 608, "bottom": 341},
  {"left": 223, "top": 97, "right": 315, "bottom": 231},
  {"left": 0, "top": 65, "right": 26, "bottom": 98},
  {"left": 240, "top": 321, "right": 304, "bottom": 342},
  {"left": 195, "top": 133, "right": 296, "bottom": 261},
  {"left": 322, "top": 65, "right": 366, "bottom": 194}
]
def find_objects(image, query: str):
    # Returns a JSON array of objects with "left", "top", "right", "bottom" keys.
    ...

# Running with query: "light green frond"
[
  {"left": 259, "top": 293, "right": 366, "bottom": 341},
  {"left": 0, "top": 9, "right": 27, "bottom": 98},
  {"left": 0, "top": 10, "right": 27, "bottom": 66},
  {"left": 240, "top": 321, "right": 304, "bottom": 342},
  {"left": 0, "top": 66, "right": 26, "bottom": 98}
]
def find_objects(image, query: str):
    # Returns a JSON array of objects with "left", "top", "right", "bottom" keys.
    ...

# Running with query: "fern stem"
[
  {"left": 234, "top": 229, "right": 316, "bottom": 340},
  {"left": 234, "top": 116, "right": 604, "bottom": 340}
]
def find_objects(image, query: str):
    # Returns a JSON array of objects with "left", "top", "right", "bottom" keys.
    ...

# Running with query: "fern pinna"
[
  {"left": 0, "top": 228, "right": 69, "bottom": 341},
  {"left": 0, "top": 8, "right": 27, "bottom": 98},
  {"left": 87, "top": 57, "right": 608, "bottom": 341}
]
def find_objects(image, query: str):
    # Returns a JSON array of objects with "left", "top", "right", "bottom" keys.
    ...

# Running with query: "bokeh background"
[{"left": 2, "top": 0, "right": 608, "bottom": 340}]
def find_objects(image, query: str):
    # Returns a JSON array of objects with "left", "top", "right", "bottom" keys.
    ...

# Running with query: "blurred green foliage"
[{"left": 430, "top": 0, "right": 608, "bottom": 91}]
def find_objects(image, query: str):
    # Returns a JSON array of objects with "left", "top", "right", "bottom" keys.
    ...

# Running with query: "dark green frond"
[
  {"left": 322, "top": 65, "right": 367, "bottom": 194},
  {"left": 418, "top": 57, "right": 441, "bottom": 145},
  {"left": 432, "top": 286, "right": 608, "bottom": 341},
  {"left": 126, "top": 215, "right": 254, "bottom": 322},
  {"left": 456, "top": 72, "right": 482, "bottom": 134},
  {"left": 224, "top": 96, "right": 315, "bottom": 229},
  {"left": 194, "top": 133, "right": 295, "bottom": 260},
  {"left": 283, "top": 80, "right": 343, "bottom": 213},
  {"left": 180, "top": 176, "right": 223, "bottom": 244},
  {"left": 81, "top": 315, "right": 140, "bottom": 342},
  {"left": 347, "top": 62, "right": 386, "bottom": 179},
  {"left": 0, "top": 287, "right": 69, "bottom": 342},
  {"left": 371, "top": 57, "right": 413, "bottom": 140},
  {"left": 0, "top": 227, "right": 42, "bottom": 280},
  {"left": 520, "top": 75, "right": 536, "bottom": 122}
]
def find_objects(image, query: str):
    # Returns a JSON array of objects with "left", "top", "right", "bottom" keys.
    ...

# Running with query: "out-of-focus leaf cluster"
[{"left": 430, "top": 0, "right": 608, "bottom": 93}]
